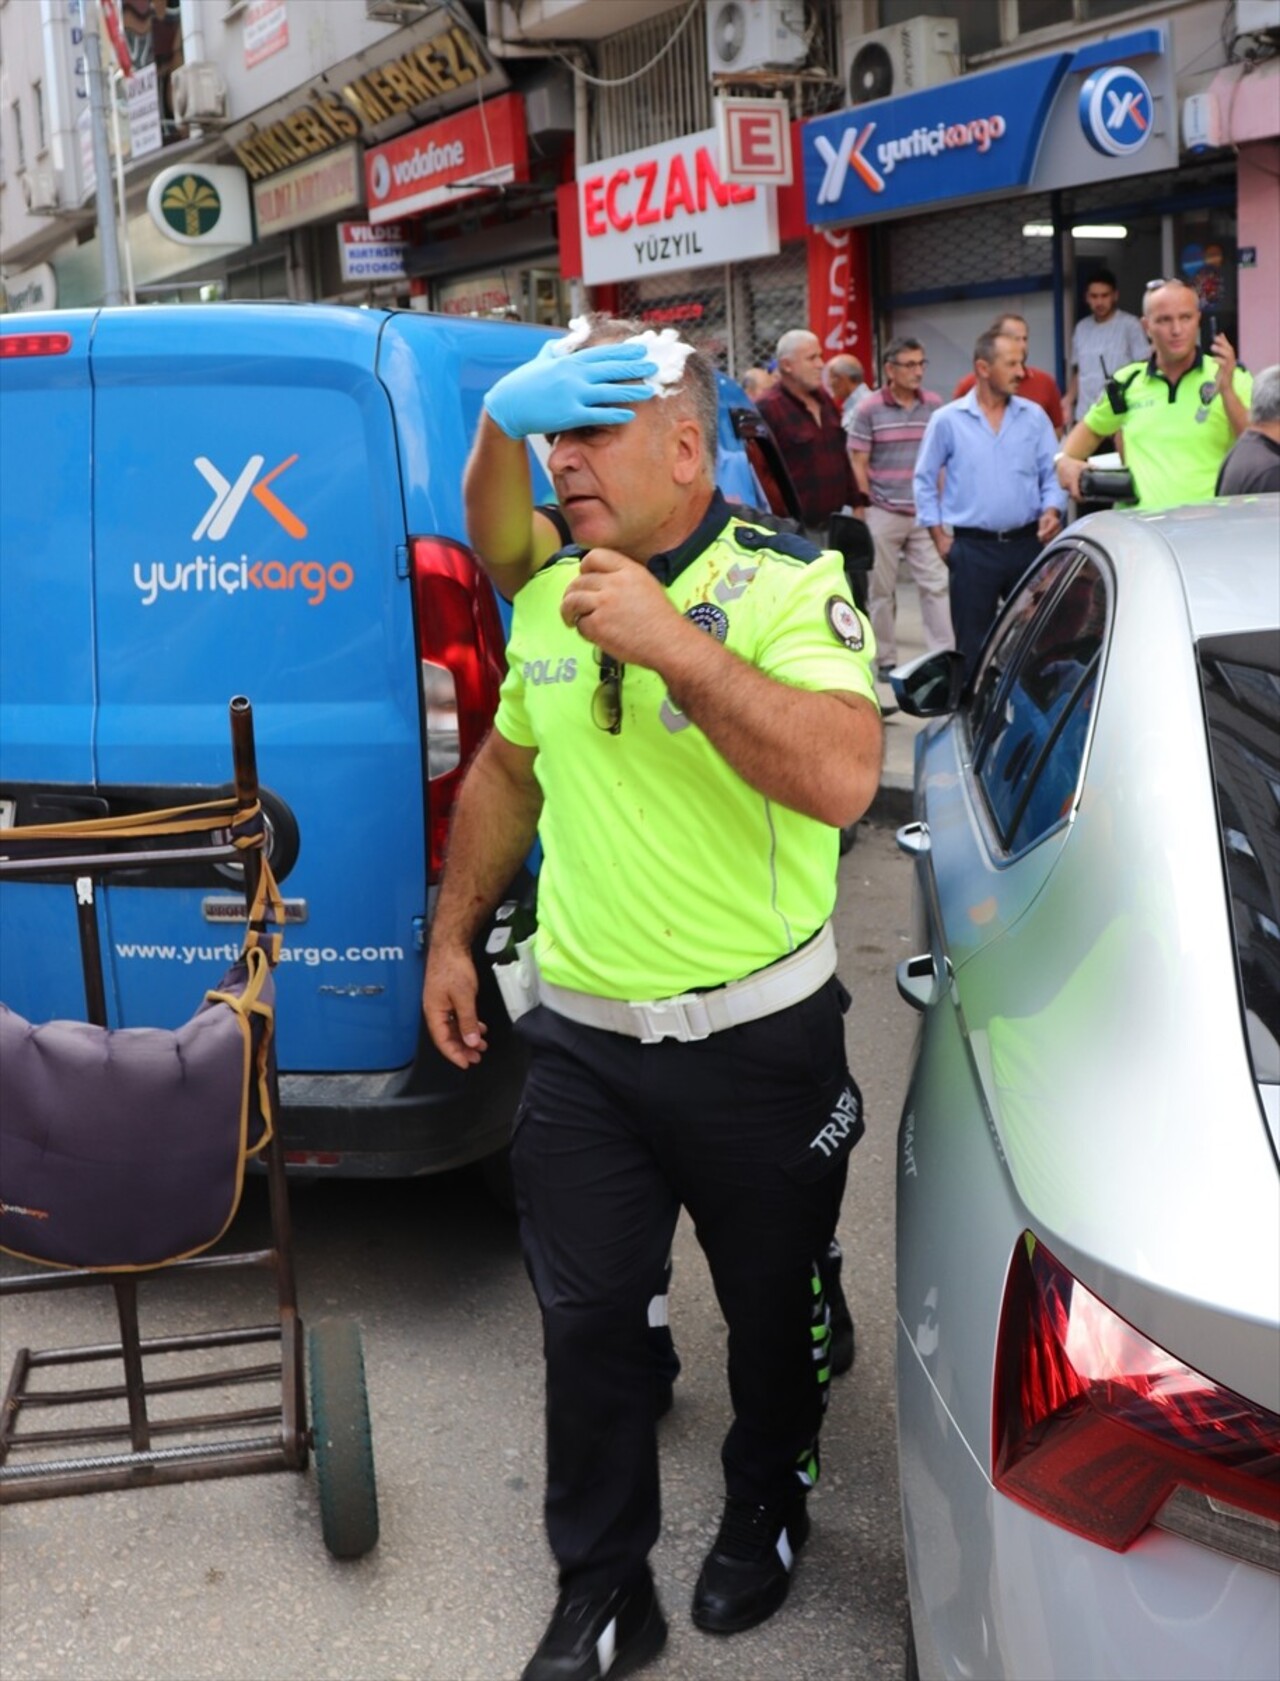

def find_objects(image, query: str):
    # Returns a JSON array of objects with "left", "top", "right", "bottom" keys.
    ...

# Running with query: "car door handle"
[
  {"left": 896, "top": 821, "right": 930, "bottom": 858},
  {"left": 896, "top": 952, "right": 951, "bottom": 1011}
]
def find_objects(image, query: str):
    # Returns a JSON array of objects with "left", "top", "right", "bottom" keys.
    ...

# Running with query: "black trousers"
[
  {"left": 511, "top": 978, "right": 862, "bottom": 1592},
  {"left": 949, "top": 527, "right": 1042, "bottom": 681}
]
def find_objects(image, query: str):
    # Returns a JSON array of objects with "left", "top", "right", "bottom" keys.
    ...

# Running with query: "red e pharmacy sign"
[
  {"left": 577, "top": 128, "right": 778, "bottom": 287},
  {"left": 365, "top": 92, "right": 527, "bottom": 225}
]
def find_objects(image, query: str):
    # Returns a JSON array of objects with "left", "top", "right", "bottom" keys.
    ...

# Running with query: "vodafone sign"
[
  {"left": 578, "top": 128, "right": 778, "bottom": 286},
  {"left": 365, "top": 91, "right": 527, "bottom": 224}
]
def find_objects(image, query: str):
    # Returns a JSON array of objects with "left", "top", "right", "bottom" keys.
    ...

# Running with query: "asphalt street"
[{"left": 0, "top": 810, "right": 920, "bottom": 1681}]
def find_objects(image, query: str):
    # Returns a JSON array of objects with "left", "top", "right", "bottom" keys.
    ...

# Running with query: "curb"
[{"left": 867, "top": 778, "right": 914, "bottom": 827}]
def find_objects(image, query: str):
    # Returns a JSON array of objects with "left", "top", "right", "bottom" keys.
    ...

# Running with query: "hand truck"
[{"left": 0, "top": 697, "right": 378, "bottom": 1559}]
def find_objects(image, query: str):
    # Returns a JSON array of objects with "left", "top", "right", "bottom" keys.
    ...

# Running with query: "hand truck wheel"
[{"left": 308, "top": 1318, "right": 379, "bottom": 1559}]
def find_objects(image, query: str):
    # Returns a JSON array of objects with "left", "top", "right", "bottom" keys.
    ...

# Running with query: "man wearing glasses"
[
  {"left": 847, "top": 337, "right": 953, "bottom": 682},
  {"left": 424, "top": 316, "right": 882, "bottom": 1681}
]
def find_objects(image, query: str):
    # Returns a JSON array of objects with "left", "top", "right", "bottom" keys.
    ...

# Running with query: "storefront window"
[
  {"left": 1018, "top": 0, "right": 1075, "bottom": 32},
  {"left": 225, "top": 257, "right": 289, "bottom": 301},
  {"left": 881, "top": 0, "right": 1002, "bottom": 56},
  {"left": 1084, "top": 0, "right": 1166, "bottom": 15},
  {"left": 1172, "top": 206, "right": 1238, "bottom": 351}
]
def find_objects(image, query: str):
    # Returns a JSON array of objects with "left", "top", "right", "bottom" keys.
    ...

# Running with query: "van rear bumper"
[{"left": 275, "top": 1026, "right": 526, "bottom": 1177}]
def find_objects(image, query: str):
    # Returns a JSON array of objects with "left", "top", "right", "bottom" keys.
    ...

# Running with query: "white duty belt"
[{"left": 533, "top": 923, "right": 838, "bottom": 1045}]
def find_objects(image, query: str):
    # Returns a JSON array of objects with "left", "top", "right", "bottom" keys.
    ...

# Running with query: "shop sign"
[
  {"left": 245, "top": 0, "right": 289, "bottom": 71},
  {"left": 339, "top": 222, "right": 408, "bottom": 283},
  {"left": 1, "top": 263, "right": 58, "bottom": 313},
  {"left": 807, "top": 227, "right": 872, "bottom": 370},
  {"left": 147, "top": 165, "right": 253, "bottom": 247},
  {"left": 716, "top": 95, "right": 792, "bottom": 186},
  {"left": 1078, "top": 65, "right": 1154, "bottom": 157},
  {"left": 365, "top": 92, "right": 526, "bottom": 224},
  {"left": 126, "top": 64, "right": 162, "bottom": 161},
  {"left": 436, "top": 274, "right": 517, "bottom": 316},
  {"left": 805, "top": 25, "right": 1175, "bottom": 226},
  {"left": 254, "top": 143, "right": 363, "bottom": 235},
  {"left": 233, "top": 20, "right": 495, "bottom": 183},
  {"left": 577, "top": 128, "right": 778, "bottom": 287}
]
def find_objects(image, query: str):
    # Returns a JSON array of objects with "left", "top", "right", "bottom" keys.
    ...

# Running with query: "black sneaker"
[
  {"left": 691, "top": 1493, "right": 810, "bottom": 1635},
  {"left": 522, "top": 1568, "right": 667, "bottom": 1681}
]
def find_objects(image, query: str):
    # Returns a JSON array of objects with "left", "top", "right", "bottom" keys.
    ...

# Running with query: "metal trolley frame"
[{"left": 0, "top": 698, "right": 378, "bottom": 1559}]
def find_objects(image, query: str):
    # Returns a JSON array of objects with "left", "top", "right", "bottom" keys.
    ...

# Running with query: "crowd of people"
[{"left": 743, "top": 275, "right": 1277, "bottom": 684}]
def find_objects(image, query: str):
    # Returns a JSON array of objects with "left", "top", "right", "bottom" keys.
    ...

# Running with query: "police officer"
[
  {"left": 1056, "top": 278, "right": 1252, "bottom": 510},
  {"left": 425, "top": 318, "right": 882, "bottom": 1681}
]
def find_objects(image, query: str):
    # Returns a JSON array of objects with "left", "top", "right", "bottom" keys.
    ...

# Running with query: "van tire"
[{"left": 309, "top": 1318, "right": 379, "bottom": 1559}]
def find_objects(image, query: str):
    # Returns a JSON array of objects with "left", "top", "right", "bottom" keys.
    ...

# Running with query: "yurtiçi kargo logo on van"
[{"left": 133, "top": 454, "right": 355, "bottom": 607}]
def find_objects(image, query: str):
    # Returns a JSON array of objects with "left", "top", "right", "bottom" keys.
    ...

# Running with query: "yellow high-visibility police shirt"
[{"left": 494, "top": 499, "right": 878, "bottom": 1000}]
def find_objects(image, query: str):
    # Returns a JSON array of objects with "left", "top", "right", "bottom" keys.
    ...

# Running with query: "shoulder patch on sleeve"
[
  {"left": 826, "top": 595, "right": 865, "bottom": 650},
  {"left": 732, "top": 525, "right": 824, "bottom": 563}
]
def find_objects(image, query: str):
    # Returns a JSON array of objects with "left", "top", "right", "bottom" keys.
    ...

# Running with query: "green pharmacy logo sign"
[{"left": 161, "top": 174, "right": 222, "bottom": 238}]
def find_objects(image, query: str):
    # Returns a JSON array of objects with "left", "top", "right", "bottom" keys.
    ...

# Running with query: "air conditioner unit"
[
  {"left": 171, "top": 62, "right": 229, "bottom": 126},
  {"left": 21, "top": 165, "right": 61, "bottom": 215},
  {"left": 707, "top": 0, "right": 808, "bottom": 77},
  {"left": 365, "top": 0, "right": 438, "bottom": 21},
  {"left": 841, "top": 13, "right": 960, "bottom": 105}
]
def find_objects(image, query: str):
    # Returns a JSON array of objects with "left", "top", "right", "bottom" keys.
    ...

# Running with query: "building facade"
[{"left": 2, "top": 1, "right": 1277, "bottom": 387}]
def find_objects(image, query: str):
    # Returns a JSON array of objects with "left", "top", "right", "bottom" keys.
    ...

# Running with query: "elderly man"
[
  {"left": 826, "top": 353, "right": 872, "bottom": 435},
  {"left": 1216, "top": 363, "right": 1280, "bottom": 494},
  {"left": 428, "top": 317, "right": 882, "bottom": 1681},
  {"left": 1056, "top": 278, "right": 1251, "bottom": 510},
  {"left": 739, "top": 365, "right": 775, "bottom": 402},
  {"left": 915, "top": 326, "right": 1065, "bottom": 677},
  {"left": 756, "top": 329, "right": 856, "bottom": 536}
]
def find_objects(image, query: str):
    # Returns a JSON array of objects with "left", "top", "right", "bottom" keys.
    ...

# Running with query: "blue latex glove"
[{"left": 483, "top": 339, "right": 659, "bottom": 439}]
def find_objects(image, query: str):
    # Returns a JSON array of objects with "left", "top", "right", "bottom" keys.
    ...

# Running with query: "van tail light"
[
  {"left": 410, "top": 538, "right": 506, "bottom": 884},
  {"left": 1, "top": 332, "right": 72, "bottom": 358},
  {"left": 993, "top": 1233, "right": 1280, "bottom": 1569}
]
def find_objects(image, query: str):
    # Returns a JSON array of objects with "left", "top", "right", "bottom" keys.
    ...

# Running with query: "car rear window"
[
  {"left": 1198, "top": 631, "right": 1280, "bottom": 1087},
  {"left": 974, "top": 555, "right": 1108, "bottom": 853}
]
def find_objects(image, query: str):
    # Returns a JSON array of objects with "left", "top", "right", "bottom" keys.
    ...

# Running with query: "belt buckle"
[{"left": 629, "top": 993, "right": 712, "bottom": 1044}]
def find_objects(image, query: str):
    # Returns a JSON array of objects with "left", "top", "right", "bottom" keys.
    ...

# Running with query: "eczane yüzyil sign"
[{"left": 577, "top": 128, "right": 778, "bottom": 286}]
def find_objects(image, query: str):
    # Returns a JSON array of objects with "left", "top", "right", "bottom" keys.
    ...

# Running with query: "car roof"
[{"left": 1108, "top": 498, "right": 1280, "bottom": 643}]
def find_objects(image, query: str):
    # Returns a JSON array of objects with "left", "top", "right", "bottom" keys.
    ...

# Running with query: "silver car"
[{"left": 890, "top": 500, "right": 1280, "bottom": 1681}]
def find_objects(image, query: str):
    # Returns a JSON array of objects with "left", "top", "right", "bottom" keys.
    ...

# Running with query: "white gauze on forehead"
[{"left": 551, "top": 317, "right": 695, "bottom": 398}]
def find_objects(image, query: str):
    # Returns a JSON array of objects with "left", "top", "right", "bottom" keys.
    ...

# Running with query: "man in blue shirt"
[{"left": 914, "top": 327, "right": 1067, "bottom": 677}]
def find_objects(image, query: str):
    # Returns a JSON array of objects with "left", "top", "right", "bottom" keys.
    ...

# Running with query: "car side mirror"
[
  {"left": 826, "top": 511, "right": 874, "bottom": 573},
  {"left": 889, "top": 648, "right": 966, "bottom": 717}
]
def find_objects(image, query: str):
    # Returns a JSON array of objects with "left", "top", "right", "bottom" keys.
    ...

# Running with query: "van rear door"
[
  {"left": 0, "top": 316, "right": 99, "bottom": 1017},
  {"left": 85, "top": 305, "right": 425, "bottom": 1070}
]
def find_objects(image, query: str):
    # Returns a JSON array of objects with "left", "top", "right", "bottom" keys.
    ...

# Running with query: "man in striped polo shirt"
[{"left": 848, "top": 337, "right": 953, "bottom": 678}]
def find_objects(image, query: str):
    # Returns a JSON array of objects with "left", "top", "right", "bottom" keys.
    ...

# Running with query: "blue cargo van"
[{"left": 0, "top": 304, "right": 784, "bottom": 1180}]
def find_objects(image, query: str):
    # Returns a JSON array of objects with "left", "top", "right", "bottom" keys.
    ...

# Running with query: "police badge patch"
[
  {"left": 826, "top": 596, "right": 864, "bottom": 650},
  {"left": 685, "top": 602, "right": 730, "bottom": 642}
]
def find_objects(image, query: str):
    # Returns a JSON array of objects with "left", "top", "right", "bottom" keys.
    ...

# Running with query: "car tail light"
[
  {"left": 1, "top": 332, "right": 72, "bottom": 358},
  {"left": 411, "top": 538, "right": 506, "bottom": 883},
  {"left": 993, "top": 1233, "right": 1280, "bottom": 1568}
]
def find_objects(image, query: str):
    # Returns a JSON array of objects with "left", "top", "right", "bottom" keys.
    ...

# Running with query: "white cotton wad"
[
  {"left": 551, "top": 318, "right": 696, "bottom": 397},
  {"left": 623, "top": 328, "right": 697, "bottom": 399},
  {"left": 550, "top": 316, "right": 594, "bottom": 355}
]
